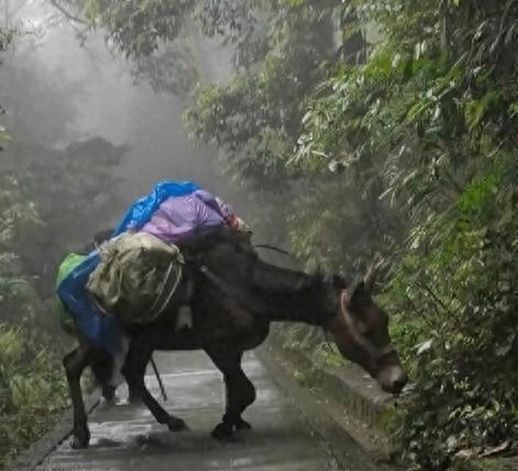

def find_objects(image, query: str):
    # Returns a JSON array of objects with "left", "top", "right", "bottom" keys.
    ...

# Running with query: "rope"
[
  {"left": 150, "top": 355, "right": 167, "bottom": 402},
  {"left": 254, "top": 244, "right": 291, "bottom": 256},
  {"left": 145, "top": 261, "right": 183, "bottom": 322}
]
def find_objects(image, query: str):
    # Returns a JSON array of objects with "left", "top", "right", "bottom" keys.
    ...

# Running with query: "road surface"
[{"left": 36, "top": 350, "right": 384, "bottom": 471}]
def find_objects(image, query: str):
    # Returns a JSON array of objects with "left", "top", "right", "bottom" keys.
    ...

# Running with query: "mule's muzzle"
[{"left": 377, "top": 365, "right": 408, "bottom": 394}]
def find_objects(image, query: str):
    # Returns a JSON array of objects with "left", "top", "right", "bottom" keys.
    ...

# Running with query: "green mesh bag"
[
  {"left": 55, "top": 253, "right": 87, "bottom": 335},
  {"left": 86, "top": 232, "right": 184, "bottom": 324}
]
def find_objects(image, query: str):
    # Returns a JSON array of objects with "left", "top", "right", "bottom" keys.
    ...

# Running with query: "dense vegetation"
[
  {"left": 0, "top": 22, "right": 125, "bottom": 467},
  {"left": 0, "top": 27, "right": 67, "bottom": 469},
  {"left": 69, "top": 1, "right": 518, "bottom": 469},
  {"left": 2, "top": 0, "right": 516, "bottom": 469}
]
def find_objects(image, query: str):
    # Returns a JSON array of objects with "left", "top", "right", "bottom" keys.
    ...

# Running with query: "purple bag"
[{"left": 141, "top": 189, "right": 234, "bottom": 243}]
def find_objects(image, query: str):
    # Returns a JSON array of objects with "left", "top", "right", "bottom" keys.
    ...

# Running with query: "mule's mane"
[
  {"left": 197, "top": 239, "right": 339, "bottom": 327},
  {"left": 250, "top": 257, "right": 321, "bottom": 294}
]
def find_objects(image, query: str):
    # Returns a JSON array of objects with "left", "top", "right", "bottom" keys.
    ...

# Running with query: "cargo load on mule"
[
  {"left": 86, "top": 232, "right": 184, "bottom": 325},
  {"left": 59, "top": 191, "right": 408, "bottom": 449},
  {"left": 56, "top": 180, "right": 250, "bottom": 354}
]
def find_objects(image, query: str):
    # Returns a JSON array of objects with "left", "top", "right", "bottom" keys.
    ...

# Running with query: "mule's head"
[{"left": 325, "top": 272, "right": 407, "bottom": 394}]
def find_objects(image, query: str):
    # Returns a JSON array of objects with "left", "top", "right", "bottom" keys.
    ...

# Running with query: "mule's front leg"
[
  {"left": 206, "top": 350, "right": 256, "bottom": 441},
  {"left": 63, "top": 344, "right": 92, "bottom": 449},
  {"left": 122, "top": 345, "right": 188, "bottom": 432}
]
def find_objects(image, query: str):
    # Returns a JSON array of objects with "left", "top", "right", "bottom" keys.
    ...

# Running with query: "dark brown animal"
[{"left": 63, "top": 231, "right": 407, "bottom": 448}]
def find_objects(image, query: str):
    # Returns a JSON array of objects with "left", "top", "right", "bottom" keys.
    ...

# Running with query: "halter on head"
[{"left": 339, "top": 290, "right": 395, "bottom": 364}]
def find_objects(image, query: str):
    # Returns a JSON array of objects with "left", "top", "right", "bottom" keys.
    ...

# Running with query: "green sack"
[
  {"left": 86, "top": 232, "right": 184, "bottom": 324},
  {"left": 55, "top": 253, "right": 87, "bottom": 335}
]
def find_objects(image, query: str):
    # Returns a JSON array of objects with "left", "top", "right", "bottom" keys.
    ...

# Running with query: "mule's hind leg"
[
  {"left": 232, "top": 364, "right": 255, "bottom": 431},
  {"left": 206, "top": 349, "right": 256, "bottom": 441},
  {"left": 63, "top": 343, "right": 93, "bottom": 449},
  {"left": 122, "top": 345, "right": 188, "bottom": 432},
  {"left": 90, "top": 350, "right": 117, "bottom": 402}
]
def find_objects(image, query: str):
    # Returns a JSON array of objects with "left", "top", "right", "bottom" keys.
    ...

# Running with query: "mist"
[{"left": 2, "top": 0, "right": 234, "bottom": 218}]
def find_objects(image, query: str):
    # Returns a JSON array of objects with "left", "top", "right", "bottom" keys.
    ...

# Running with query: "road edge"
[
  {"left": 8, "top": 390, "right": 101, "bottom": 471},
  {"left": 256, "top": 343, "right": 400, "bottom": 471},
  {"left": 262, "top": 332, "right": 515, "bottom": 471}
]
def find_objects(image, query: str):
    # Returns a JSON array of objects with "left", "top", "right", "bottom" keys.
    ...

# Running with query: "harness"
[
  {"left": 198, "top": 264, "right": 241, "bottom": 299},
  {"left": 145, "top": 260, "right": 184, "bottom": 322}
]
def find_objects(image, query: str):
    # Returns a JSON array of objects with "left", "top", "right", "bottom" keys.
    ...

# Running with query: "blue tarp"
[
  {"left": 113, "top": 180, "right": 200, "bottom": 236},
  {"left": 57, "top": 251, "right": 122, "bottom": 353}
]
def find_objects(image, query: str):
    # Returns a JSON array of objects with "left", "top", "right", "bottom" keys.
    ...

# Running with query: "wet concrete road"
[{"left": 37, "top": 351, "right": 375, "bottom": 471}]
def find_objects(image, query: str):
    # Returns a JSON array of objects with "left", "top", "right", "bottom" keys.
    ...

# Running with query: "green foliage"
[
  {"left": 74, "top": 0, "right": 273, "bottom": 97},
  {"left": 84, "top": 0, "right": 194, "bottom": 58},
  {"left": 0, "top": 29, "right": 126, "bottom": 467},
  {"left": 132, "top": 40, "right": 200, "bottom": 96},
  {"left": 0, "top": 111, "right": 72, "bottom": 469},
  {"left": 0, "top": 326, "right": 68, "bottom": 469},
  {"left": 385, "top": 156, "right": 517, "bottom": 469},
  {"left": 189, "top": 0, "right": 518, "bottom": 467},
  {"left": 292, "top": 1, "right": 518, "bottom": 468},
  {"left": 82, "top": 0, "right": 270, "bottom": 66},
  {"left": 186, "top": 0, "right": 340, "bottom": 185},
  {"left": 7, "top": 137, "right": 127, "bottom": 298},
  {"left": 69, "top": 0, "right": 343, "bottom": 186}
]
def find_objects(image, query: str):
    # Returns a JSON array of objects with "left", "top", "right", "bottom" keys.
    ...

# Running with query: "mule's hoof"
[
  {"left": 71, "top": 429, "right": 90, "bottom": 449},
  {"left": 167, "top": 416, "right": 188, "bottom": 432},
  {"left": 211, "top": 422, "right": 237, "bottom": 442},
  {"left": 235, "top": 418, "right": 252, "bottom": 430}
]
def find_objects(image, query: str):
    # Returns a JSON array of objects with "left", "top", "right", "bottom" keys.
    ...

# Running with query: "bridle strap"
[
  {"left": 377, "top": 343, "right": 396, "bottom": 361},
  {"left": 198, "top": 265, "right": 240, "bottom": 299},
  {"left": 253, "top": 244, "right": 291, "bottom": 256}
]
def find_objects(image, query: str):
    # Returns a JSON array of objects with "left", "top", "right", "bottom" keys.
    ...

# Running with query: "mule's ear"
[
  {"left": 342, "top": 279, "right": 367, "bottom": 309},
  {"left": 365, "top": 256, "right": 385, "bottom": 293},
  {"left": 351, "top": 281, "right": 370, "bottom": 307},
  {"left": 332, "top": 273, "right": 348, "bottom": 288},
  {"left": 364, "top": 266, "right": 377, "bottom": 293}
]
